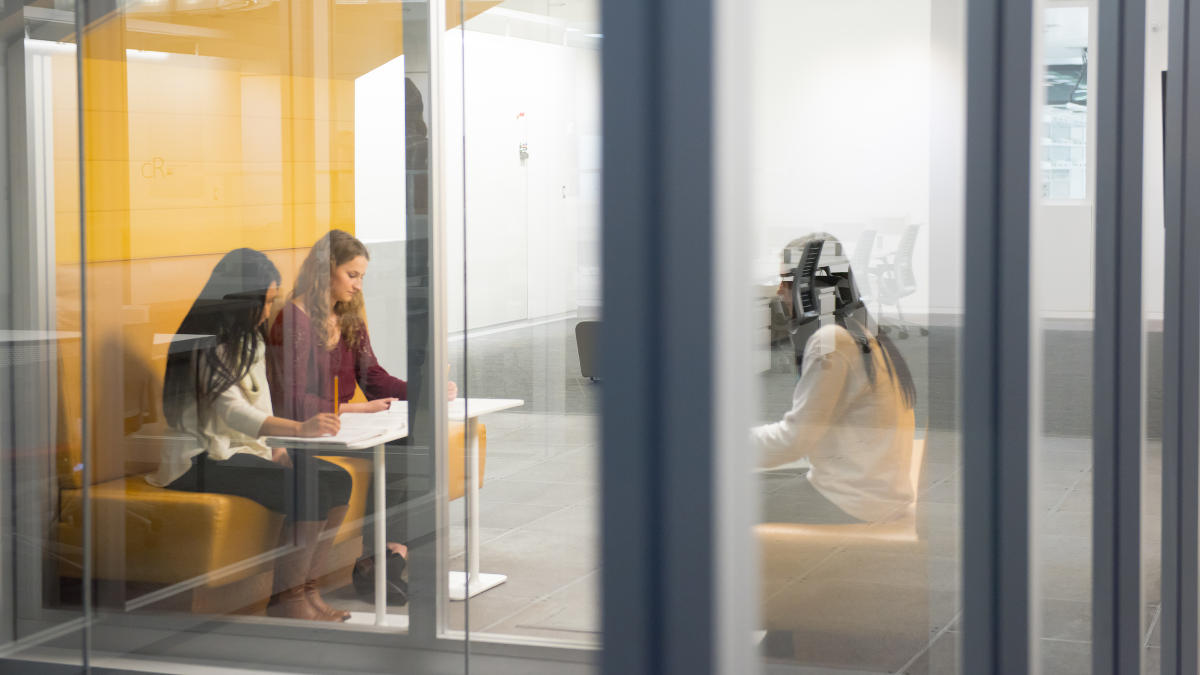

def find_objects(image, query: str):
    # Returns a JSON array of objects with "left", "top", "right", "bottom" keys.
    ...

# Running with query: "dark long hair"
[
  {"left": 838, "top": 307, "right": 918, "bottom": 410},
  {"left": 162, "top": 248, "right": 282, "bottom": 430}
]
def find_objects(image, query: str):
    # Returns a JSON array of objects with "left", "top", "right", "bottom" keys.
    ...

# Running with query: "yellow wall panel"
[{"left": 50, "top": 0, "right": 512, "bottom": 490}]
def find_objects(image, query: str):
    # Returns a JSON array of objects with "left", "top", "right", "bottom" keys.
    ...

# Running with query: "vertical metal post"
[
  {"left": 962, "top": 0, "right": 1035, "bottom": 673},
  {"left": 599, "top": 0, "right": 659, "bottom": 671},
  {"left": 72, "top": 0, "right": 91, "bottom": 666},
  {"left": 1092, "top": 0, "right": 1147, "bottom": 673},
  {"left": 1162, "top": 0, "right": 1200, "bottom": 669},
  {"left": 600, "top": 0, "right": 742, "bottom": 673},
  {"left": 404, "top": 0, "right": 448, "bottom": 644}
]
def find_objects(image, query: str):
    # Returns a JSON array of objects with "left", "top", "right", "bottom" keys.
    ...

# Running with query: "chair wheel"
[
  {"left": 919, "top": 328, "right": 929, "bottom": 336},
  {"left": 899, "top": 331, "right": 910, "bottom": 339}
]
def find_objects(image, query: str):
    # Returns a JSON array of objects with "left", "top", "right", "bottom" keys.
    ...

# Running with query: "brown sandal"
[{"left": 304, "top": 580, "right": 350, "bottom": 622}]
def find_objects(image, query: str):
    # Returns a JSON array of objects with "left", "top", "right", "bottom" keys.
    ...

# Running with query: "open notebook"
[{"left": 268, "top": 409, "right": 407, "bottom": 447}]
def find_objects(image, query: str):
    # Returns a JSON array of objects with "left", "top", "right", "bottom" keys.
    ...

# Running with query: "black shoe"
[{"left": 352, "top": 551, "right": 408, "bottom": 606}]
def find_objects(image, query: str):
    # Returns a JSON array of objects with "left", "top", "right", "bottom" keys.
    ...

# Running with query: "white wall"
[
  {"left": 355, "top": 55, "right": 407, "bottom": 244},
  {"left": 749, "top": 0, "right": 937, "bottom": 314},
  {"left": 1144, "top": 0, "right": 1168, "bottom": 320},
  {"left": 747, "top": 0, "right": 1167, "bottom": 321},
  {"left": 354, "top": 56, "right": 409, "bottom": 375},
  {"left": 443, "top": 29, "right": 601, "bottom": 333}
]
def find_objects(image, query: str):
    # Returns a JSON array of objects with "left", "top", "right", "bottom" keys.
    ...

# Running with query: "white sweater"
[
  {"left": 147, "top": 343, "right": 274, "bottom": 487},
  {"left": 753, "top": 325, "right": 915, "bottom": 522}
]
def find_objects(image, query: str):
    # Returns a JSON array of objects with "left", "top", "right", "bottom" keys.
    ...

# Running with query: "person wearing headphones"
[{"left": 754, "top": 233, "right": 918, "bottom": 524}]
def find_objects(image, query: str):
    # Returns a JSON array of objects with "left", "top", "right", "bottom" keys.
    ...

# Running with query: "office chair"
[
  {"left": 575, "top": 320, "right": 599, "bottom": 381},
  {"left": 872, "top": 224, "right": 928, "bottom": 338},
  {"left": 848, "top": 229, "right": 877, "bottom": 304}
]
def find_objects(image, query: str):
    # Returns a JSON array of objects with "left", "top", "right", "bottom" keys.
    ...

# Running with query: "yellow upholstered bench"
[{"left": 57, "top": 476, "right": 285, "bottom": 614}]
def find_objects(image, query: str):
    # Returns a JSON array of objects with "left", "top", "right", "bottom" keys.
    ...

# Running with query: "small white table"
[{"left": 266, "top": 396, "right": 525, "bottom": 624}]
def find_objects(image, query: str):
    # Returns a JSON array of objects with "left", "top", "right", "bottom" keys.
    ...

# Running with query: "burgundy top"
[{"left": 266, "top": 302, "right": 407, "bottom": 421}]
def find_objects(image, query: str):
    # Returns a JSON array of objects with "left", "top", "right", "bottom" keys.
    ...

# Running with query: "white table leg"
[
  {"left": 467, "top": 417, "right": 480, "bottom": 583},
  {"left": 448, "top": 416, "right": 506, "bottom": 600},
  {"left": 374, "top": 442, "right": 386, "bottom": 626}
]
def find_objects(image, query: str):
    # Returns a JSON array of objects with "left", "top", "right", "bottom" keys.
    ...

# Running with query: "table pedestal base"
[{"left": 448, "top": 571, "right": 507, "bottom": 601}]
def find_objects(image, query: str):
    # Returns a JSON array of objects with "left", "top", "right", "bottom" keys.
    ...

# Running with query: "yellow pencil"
[{"left": 334, "top": 376, "right": 339, "bottom": 415}]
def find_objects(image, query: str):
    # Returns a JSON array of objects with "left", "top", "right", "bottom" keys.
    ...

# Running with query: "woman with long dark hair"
[
  {"left": 151, "top": 248, "right": 353, "bottom": 622},
  {"left": 754, "top": 233, "right": 918, "bottom": 525}
]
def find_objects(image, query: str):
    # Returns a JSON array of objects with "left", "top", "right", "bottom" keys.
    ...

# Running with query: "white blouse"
[
  {"left": 147, "top": 343, "right": 274, "bottom": 487},
  {"left": 753, "top": 324, "right": 916, "bottom": 522}
]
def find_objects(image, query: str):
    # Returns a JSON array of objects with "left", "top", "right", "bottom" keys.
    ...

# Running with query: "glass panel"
[
  {"left": 3, "top": 0, "right": 467, "bottom": 670},
  {"left": 1041, "top": 6, "right": 1091, "bottom": 202},
  {"left": 746, "top": 1, "right": 964, "bottom": 671},
  {"left": 1143, "top": 0, "right": 1168, "bottom": 671},
  {"left": 448, "top": 0, "right": 603, "bottom": 656},
  {"left": 1033, "top": 2, "right": 1096, "bottom": 673},
  {"left": 1, "top": 1, "right": 88, "bottom": 667}
]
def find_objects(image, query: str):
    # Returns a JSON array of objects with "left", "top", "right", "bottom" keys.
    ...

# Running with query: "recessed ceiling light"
[{"left": 585, "top": 33, "right": 603, "bottom": 38}]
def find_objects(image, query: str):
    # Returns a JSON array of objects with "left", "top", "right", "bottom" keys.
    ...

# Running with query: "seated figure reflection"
[
  {"left": 754, "top": 234, "right": 917, "bottom": 524},
  {"left": 152, "top": 248, "right": 352, "bottom": 621}
]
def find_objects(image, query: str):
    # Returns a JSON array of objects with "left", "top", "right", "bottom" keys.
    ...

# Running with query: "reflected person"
[
  {"left": 152, "top": 248, "right": 352, "bottom": 621},
  {"left": 754, "top": 234, "right": 917, "bottom": 524}
]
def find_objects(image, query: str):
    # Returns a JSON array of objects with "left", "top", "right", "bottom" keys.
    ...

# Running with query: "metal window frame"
[
  {"left": 1092, "top": 0, "right": 1147, "bottom": 673},
  {"left": 1162, "top": 0, "right": 1200, "bottom": 669},
  {"left": 599, "top": 0, "right": 761, "bottom": 673},
  {"left": 962, "top": 0, "right": 1035, "bottom": 673}
]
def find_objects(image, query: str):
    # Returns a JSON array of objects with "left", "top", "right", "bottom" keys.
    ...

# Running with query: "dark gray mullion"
[
  {"left": 1163, "top": 0, "right": 1200, "bottom": 670},
  {"left": 962, "top": 0, "right": 1034, "bottom": 673},
  {"left": 599, "top": 0, "right": 661, "bottom": 672},
  {"left": 659, "top": 0, "right": 714, "bottom": 671},
  {"left": 1092, "top": 0, "right": 1146, "bottom": 673},
  {"left": 601, "top": 0, "right": 720, "bottom": 672}
]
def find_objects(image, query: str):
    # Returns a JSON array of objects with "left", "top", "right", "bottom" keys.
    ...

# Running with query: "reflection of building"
[
  {"left": 1041, "top": 12, "right": 1089, "bottom": 201},
  {"left": 1042, "top": 103, "right": 1089, "bottom": 199}
]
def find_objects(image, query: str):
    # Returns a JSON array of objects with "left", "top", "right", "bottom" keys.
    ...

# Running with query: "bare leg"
[
  {"left": 267, "top": 519, "right": 327, "bottom": 621},
  {"left": 305, "top": 505, "right": 350, "bottom": 621}
]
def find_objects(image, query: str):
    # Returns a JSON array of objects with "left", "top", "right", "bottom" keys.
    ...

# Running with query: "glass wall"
[
  {"left": 1, "top": 4, "right": 86, "bottom": 667},
  {"left": 445, "top": 0, "right": 603, "bottom": 651},
  {"left": 747, "top": 0, "right": 964, "bottom": 671},
  {"left": 1032, "top": 2, "right": 1097, "bottom": 672},
  {"left": 1, "top": 0, "right": 602, "bottom": 669},
  {"left": 1142, "top": 0, "right": 1169, "bottom": 671},
  {"left": 0, "top": 0, "right": 1182, "bottom": 672}
]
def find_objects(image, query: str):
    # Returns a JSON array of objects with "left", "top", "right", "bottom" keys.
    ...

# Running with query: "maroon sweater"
[{"left": 266, "top": 302, "right": 407, "bottom": 421}]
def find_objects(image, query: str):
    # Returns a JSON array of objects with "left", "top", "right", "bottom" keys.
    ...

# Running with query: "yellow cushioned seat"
[{"left": 58, "top": 475, "right": 284, "bottom": 587}]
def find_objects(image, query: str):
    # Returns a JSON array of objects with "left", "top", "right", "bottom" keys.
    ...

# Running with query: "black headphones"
[{"left": 781, "top": 237, "right": 866, "bottom": 360}]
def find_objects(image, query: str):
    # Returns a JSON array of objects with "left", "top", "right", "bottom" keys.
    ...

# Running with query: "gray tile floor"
[
  {"left": 445, "top": 411, "right": 601, "bottom": 642},
  {"left": 446, "top": 321, "right": 602, "bottom": 642},
  {"left": 334, "top": 317, "right": 1163, "bottom": 673}
]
